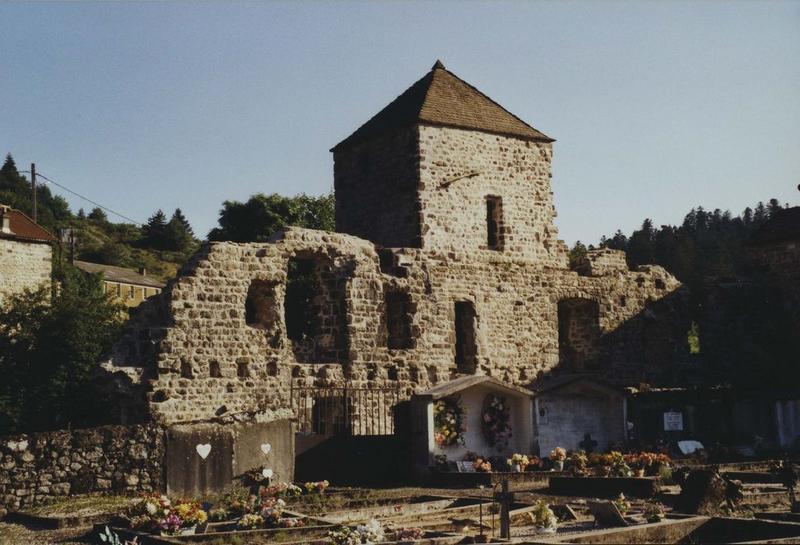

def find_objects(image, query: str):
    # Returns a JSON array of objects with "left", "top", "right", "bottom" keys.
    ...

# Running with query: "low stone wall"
[{"left": 0, "top": 424, "right": 165, "bottom": 514}]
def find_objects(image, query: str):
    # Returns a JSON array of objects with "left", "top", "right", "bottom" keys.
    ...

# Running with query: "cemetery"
[{"left": 1, "top": 40, "right": 798, "bottom": 545}]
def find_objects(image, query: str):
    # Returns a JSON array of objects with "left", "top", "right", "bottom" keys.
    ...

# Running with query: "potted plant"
[
  {"left": 473, "top": 456, "right": 492, "bottom": 472},
  {"left": 394, "top": 527, "right": 425, "bottom": 544},
  {"left": 237, "top": 513, "right": 264, "bottom": 530},
  {"left": 644, "top": 501, "right": 665, "bottom": 523},
  {"left": 507, "top": 453, "right": 529, "bottom": 472},
  {"left": 613, "top": 493, "right": 630, "bottom": 516},
  {"left": 608, "top": 451, "right": 633, "bottom": 477},
  {"left": 529, "top": 500, "right": 558, "bottom": 535},
  {"left": 567, "top": 450, "right": 588, "bottom": 476},
  {"left": 549, "top": 447, "right": 567, "bottom": 471}
]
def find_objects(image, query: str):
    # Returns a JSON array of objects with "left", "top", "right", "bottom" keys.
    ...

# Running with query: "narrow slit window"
[
  {"left": 486, "top": 196, "right": 503, "bottom": 250},
  {"left": 454, "top": 301, "right": 478, "bottom": 374},
  {"left": 385, "top": 291, "right": 413, "bottom": 349}
]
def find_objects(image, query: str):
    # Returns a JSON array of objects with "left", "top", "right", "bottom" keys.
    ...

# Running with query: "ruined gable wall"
[
  {"left": 334, "top": 127, "right": 422, "bottom": 248},
  {"left": 116, "top": 229, "right": 684, "bottom": 424},
  {"left": 138, "top": 230, "right": 388, "bottom": 424},
  {"left": 0, "top": 238, "right": 51, "bottom": 305},
  {"left": 372, "top": 249, "right": 684, "bottom": 389},
  {"left": 417, "top": 125, "right": 567, "bottom": 266}
]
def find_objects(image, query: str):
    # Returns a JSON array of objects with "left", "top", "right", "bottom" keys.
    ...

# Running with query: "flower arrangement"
[
  {"left": 173, "top": 500, "right": 207, "bottom": 527},
  {"left": 304, "top": 480, "right": 330, "bottom": 493},
  {"left": 327, "top": 527, "right": 362, "bottom": 545},
  {"left": 549, "top": 447, "right": 567, "bottom": 462},
  {"left": 613, "top": 493, "right": 630, "bottom": 515},
  {"left": 588, "top": 452, "right": 612, "bottom": 467},
  {"left": 394, "top": 527, "right": 425, "bottom": 542},
  {"left": 124, "top": 493, "right": 206, "bottom": 535},
  {"left": 260, "top": 497, "right": 286, "bottom": 527},
  {"left": 327, "top": 519, "right": 385, "bottom": 545},
  {"left": 124, "top": 493, "right": 172, "bottom": 533},
  {"left": 529, "top": 500, "right": 558, "bottom": 534},
  {"left": 279, "top": 517, "right": 306, "bottom": 528},
  {"left": 482, "top": 394, "right": 512, "bottom": 451},
  {"left": 264, "top": 482, "right": 303, "bottom": 499},
  {"left": 237, "top": 513, "right": 264, "bottom": 530},
  {"left": 473, "top": 456, "right": 492, "bottom": 472},
  {"left": 434, "top": 396, "right": 466, "bottom": 447},
  {"left": 357, "top": 519, "right": 386, "bottom": 544},
  {"left": 507, "top": 453, "right": 530, "bottom": 471},
  {"left": 608, "top": 451, "right": 633, "bottom": 477},
  {"left": 207, "top": 507, "right": 229, "bottom": 522},
  {"left": 219, "top": 488, "right": 256, "bottom": 517},
  {"left": 644, "top": 501, "right": 665, "bottom": 523},
  {"left": 159, "top": 514, "right": 184, "bottom": 536},
  {"left": 566, "top": 450, "right": 588, "bottom": 474}
]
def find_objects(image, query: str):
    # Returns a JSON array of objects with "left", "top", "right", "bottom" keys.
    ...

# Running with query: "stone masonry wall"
[
  {"left": 0, "top": 238, "right": 52, "bottom": 306},
  {"left": 101, "top": 120, "right": 687, "bottom": 426},
  {"left": 417, "top": 125, "right": 567, "bottom": 265},
  {"left": 0, "top": 424, "right": 164, "bottom": 514},
  {"left": 334, "top": 127, "right": 421, "bottom": 248},
  {"left": 104, "top": 229, "right": 685, "bottom": 425}
]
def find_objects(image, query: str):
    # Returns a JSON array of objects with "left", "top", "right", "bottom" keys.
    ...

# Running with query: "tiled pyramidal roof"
[{"left": 332, "top": 60, "right": 553, "bottom": 150}]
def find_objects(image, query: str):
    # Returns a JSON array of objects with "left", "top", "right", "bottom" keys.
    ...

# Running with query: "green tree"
[
  {"left": 87, "top": 207, "right": 108, "bottom": 223},
  {"left": 208, "top": 192, "right": 334, "bottom": 242},
  {"left": 141, "top": 209, "right": 168, "bottom": 250},
  {"left": 0, "top": 266, "right": 125, "bottom": 433},
  {"left": 568, "top": 240, "right": 588, "bottom": 269},
  {"left": 164, "top": 208, "right": 196, "bottom": 253},
  {"left": 0, "top": 153, "right": 71, "bottom": 233}
]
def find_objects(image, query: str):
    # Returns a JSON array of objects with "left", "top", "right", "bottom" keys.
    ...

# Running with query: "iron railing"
[{"left": 290, "top": 383, "right": 401, "bottom": 436}]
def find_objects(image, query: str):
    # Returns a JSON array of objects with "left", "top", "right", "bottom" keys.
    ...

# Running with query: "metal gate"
[{"left": 290, "top": 383, "right": 401, "bottom": 436}]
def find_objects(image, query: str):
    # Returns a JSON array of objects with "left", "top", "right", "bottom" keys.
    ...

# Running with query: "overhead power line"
[{"left": 19, "top": 170, "right": 143, "bottom": 225}]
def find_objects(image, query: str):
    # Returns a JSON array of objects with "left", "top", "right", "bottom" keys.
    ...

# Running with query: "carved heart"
[
  {"left": 260, "top": 443, "right": 272, "bottom": 455},
  {"left": 262, "top": 468, "right": 273, "bottom": 479},
  {"left": 196, "top": 444, "right": 212, "bottom": 460}
]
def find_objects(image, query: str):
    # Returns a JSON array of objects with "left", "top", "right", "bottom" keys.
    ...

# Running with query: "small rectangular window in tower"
[
  {"left": 486, "top": 196, "right": 503, "bottom": 250},
  {"left": 454, "top": 301, "right": 478, "bottom": 374},
  {"left": 385, "top": 291, "right": 413, "bottom": 349}
]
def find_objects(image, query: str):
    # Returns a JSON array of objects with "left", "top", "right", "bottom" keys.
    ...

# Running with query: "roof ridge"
[
  {"left": 424, "top": 65, "right": 553, "bottom": 142},
  {"left": 332, "top": 62, "right": 553, "bottom": 150}
]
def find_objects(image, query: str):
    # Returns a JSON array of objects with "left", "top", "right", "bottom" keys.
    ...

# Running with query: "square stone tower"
[{"left": 333, "top": 61, "right": 565, "bottom": 265}]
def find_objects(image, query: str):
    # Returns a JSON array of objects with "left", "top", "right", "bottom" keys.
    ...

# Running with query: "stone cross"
[
  {"left": 579, "top": 433, "right": 598, "bottom": 454},
  {"left": 494, "top": 479, "right": 513, "bottom": 539}
]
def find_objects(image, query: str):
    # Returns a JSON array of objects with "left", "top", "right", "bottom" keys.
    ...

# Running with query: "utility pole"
[{"left": 30, "top": 163, "right": 37, "bottom": 222}]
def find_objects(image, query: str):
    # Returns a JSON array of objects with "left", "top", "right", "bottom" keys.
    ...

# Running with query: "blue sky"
[{"left": 1, "top": 1, "right": 798, "bottom": 244}]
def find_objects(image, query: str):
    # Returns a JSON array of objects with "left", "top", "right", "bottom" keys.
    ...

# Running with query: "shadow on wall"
[{"left": 553, "top": 286, "right": 694, "bottom": 387}]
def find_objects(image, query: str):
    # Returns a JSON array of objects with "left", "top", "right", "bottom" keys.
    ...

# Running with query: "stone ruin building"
[{"left": 103, "top": 61, "right": 687, "bottom": 434}]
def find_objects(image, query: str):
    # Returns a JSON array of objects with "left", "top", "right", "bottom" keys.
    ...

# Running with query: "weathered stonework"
[
  {"left": 0, "top": 238, "right": 52, "bottom": 305},
  {"left": 101, "top": 63, "right": 688, "bottom": 426},
  {"left": 0, "top": 424, "right": 164, "bottom": 512}
]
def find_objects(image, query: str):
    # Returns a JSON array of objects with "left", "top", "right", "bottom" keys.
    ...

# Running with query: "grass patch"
[{"left": 25, "top": 494, "right": 131, "bottom": 517}]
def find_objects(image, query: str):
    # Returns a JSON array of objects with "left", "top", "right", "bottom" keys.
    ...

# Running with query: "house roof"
[
  {"left": 419, "top": 375, "right": 533, "bottom": 400},
  {"left": 749, "top": 207, "right": 800, "bottom": 246},
  {"left": 331, "top": 60, "right": 553, "bottom": 151},
  {"left": 529, "top": 374, "right": 623, "bottom": 396},
  {"left": 0, "top": 206, "right": 56, "bottom": 243},
  {"left": 73, "top": 260, "right": 166, "bottom": 289}
]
